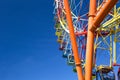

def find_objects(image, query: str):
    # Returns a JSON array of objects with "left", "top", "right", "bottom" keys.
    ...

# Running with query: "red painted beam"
[
  {"left": 113, "top": 63, "right": 120, "bottom": 66},
  {"left": 75, "top": 31, "right": 87, "bottom": 36}
]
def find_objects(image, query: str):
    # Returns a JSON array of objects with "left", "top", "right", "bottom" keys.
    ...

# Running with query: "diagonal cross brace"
[{"left": 90, "top": 0, "right": 118, "bottom": 32}]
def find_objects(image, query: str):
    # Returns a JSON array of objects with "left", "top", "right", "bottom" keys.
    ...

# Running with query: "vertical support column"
[
  {"left": 113, "top": 37, "right": 117, "bottom": 64},
  {"left": 113, "top": 25, "right": 119, "bottom": 64},
  {"left": 85, "top": 0, "right": 96, "bottom": 80},
  {"left": 63, "top": 0, "right": 84, "bottom": 80},
  {"left": 113, "top": 6, "right": 117, "bottom": 64},
  {"left": 110, "top": 32, "right": 112, "bottom": 67},
  {"left": 113, "top": 38, "right": 116, "bottom": 64}
]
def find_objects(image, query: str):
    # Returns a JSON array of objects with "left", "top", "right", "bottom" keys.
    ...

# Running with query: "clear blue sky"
[{"left": 0, "top": 0, "right": 77, "bottom": 80}]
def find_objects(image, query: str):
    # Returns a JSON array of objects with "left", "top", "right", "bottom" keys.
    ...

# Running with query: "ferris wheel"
[{"left": 53, "top": 0, "right": 120, "bottom": 80}]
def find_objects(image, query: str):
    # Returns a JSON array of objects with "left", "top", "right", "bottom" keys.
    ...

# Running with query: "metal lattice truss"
[{"left": 54, "top": 0, "right": 120, "bottom": 79}]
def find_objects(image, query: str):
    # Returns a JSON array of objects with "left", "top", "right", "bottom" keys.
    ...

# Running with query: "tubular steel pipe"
[
  {"left": 63, "top": 0, "right": 84, "bottom": 80},
  {"left": 85, "top": 0, "right": 96, "bottom": 80},
  {"left": 90, "top": 0, "right": 118, "bottom": 31}
]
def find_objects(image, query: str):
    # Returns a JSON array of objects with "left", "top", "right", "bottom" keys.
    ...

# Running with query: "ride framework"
[{"left": 54, "top": 0, "right": 120, "bottom": 80}]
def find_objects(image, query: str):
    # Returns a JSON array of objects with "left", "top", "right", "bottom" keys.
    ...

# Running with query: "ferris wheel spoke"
[{"left": 72, "top": 1, "right": 80, "bottom": 13}]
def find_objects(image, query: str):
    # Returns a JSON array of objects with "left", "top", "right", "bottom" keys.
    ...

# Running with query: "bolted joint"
[{"left": 89, "top": 24, "right": 97, "bottom": 32}]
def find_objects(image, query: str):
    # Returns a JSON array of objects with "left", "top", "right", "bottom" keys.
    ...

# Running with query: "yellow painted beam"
[{"left": 100, "top": 14, "right": 120, "bottom": 28}]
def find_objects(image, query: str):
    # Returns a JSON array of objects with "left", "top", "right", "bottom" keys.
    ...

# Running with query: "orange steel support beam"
[
  {"left": 64, "top": 0, "right": 84, "bottom": 80},
  {"left": 90, "top": 0, "right": 118, "bottom": 31},
  {"left": 85, "top": 0, "right": 96, "bottom": 80}
]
